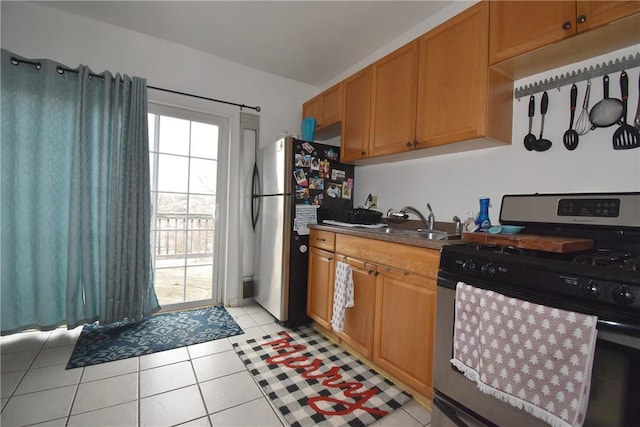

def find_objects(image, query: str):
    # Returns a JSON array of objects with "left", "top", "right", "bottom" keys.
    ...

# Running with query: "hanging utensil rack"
[{"left": 514, "top": 53, "right": 640, "bottom": 99}]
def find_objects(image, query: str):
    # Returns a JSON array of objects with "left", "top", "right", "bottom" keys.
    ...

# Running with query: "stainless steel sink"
[{"left": 375, "top": 228, "right": 461, "bottom": 240}]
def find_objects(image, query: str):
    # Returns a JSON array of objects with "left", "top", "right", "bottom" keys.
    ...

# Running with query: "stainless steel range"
[{"left": 433, "top": 192, "right": 640, "bottom": 427}]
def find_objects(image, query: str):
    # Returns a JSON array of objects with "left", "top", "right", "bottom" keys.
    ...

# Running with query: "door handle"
[{"left": 251, "top": 163, "right": 261, "bottom": 230}]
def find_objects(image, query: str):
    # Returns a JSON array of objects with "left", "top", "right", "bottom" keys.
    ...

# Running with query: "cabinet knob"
[
  {"left": 361, "top": 151, "right": 366, "bottom": 155},
  {"left": 413, "top": 141, "right": 419, "bottom": 147},
  {"left": 577, "top": 15, "right": 586, "bottom": 24},
  {"left": 562, "top": 21, "right": 571, "bottom": 30},
  {"left": 406, "top": 141, "right": 413, "bottom": 148}
]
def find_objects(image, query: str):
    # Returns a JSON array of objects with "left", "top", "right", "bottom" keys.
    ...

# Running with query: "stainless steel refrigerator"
[{"left": 251, "top": 137, "right": 354, "bottom": 327}]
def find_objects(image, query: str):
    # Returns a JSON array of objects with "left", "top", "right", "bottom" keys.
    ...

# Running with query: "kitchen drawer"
[
  {"left": 335, "top": 234, "right": 439, "bottom": 280},
  {"left": 309, "top": 229, "right": 335, "bottom": 252}
]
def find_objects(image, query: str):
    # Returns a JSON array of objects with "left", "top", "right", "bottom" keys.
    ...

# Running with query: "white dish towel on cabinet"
[{"left": 331, "top": 261, "right": 355, "bottom": 333}]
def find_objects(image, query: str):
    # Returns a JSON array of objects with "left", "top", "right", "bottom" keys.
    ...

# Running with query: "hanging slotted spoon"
[
  {"left": 575, "top": 80, "right": 591, "bottom": 135},
  {"left": 563, "top": 84, "right": 579, "bottom": 150},
  {"left": 613, "top": 71, "right": 640, "bottom": 150}
]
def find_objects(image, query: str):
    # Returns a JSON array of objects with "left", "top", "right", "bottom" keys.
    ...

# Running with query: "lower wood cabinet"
[
  {"left": 306, "top": 246, "right": 334, "bottom": 330},
  {"left": 306, "top": 229, "right": 439, "bottom": 404},
  {"left": 373, "top": 269, "right": 436, "bottom": 399},
  {"left": 339, "top": 257, "right": 376, "bottom": 359}
]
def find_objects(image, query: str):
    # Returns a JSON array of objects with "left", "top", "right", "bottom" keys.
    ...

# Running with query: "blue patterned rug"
[{"left": 66, "top": 305, "right": 243, "bottom": 369}]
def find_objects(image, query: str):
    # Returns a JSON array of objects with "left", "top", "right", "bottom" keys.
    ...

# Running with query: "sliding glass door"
[{"left": 148, "top": 104, "right": 227, "bottom": 309}]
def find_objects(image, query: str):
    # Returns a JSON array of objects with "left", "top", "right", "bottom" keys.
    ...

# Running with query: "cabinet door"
[
  {"left": 374, "top": 270, "right": 436, "bottom": 399},
  {"left": 489, "top": 1, "right": 576, "bottom": 65},
  {"left": 370, "top": 41, "right": 418, "bottom": 157},
  {"left": 340, "top": 260, "right": 376, "bottom": 358},
  {"left": 306, "top": 247, "right": 334, "bottom": 330},
  {"left": 416, "top": 2, "right": 489, "bottom": 148},
  {"left": 576, "top": 1, "right": 640, "bottom": 32},
  {"left": 341, "top": 66, "right": 372, "bottom": 162},
  {"left": 321, "top": 84, "right": 342, "bottom": 128},
  {"left": 302, "top": 96, "right": 323, "bottom": 128}
]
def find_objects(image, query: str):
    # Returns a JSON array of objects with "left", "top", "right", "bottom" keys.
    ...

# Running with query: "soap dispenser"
[
  {"left": 475, "top": 198, "right": 492, "bottom": 231},
  {"left": 463, "top": 212, "right": 478, "bottom": 232}
]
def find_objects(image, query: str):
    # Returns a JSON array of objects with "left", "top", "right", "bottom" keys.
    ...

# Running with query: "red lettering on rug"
[{"left": 261, "top": 331, "right": 388, "bottom": 417}]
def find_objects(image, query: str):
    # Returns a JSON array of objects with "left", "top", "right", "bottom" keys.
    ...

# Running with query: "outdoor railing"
[{"left": 154, "top": 213, "right": 214, "bottom": 259}]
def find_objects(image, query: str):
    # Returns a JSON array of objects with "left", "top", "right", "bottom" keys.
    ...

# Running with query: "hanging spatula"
[{"left": 613, "top": 71, "right": 640, "bottom": 150}]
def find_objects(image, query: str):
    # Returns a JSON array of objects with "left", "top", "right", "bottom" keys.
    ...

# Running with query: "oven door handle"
[{"left": 433, "top": 394, "right": 470, "bottom": 427}]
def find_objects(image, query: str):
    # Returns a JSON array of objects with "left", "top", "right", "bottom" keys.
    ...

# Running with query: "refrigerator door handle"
[{"left": 251, "top": 163, "right": 261, "bottom": 231}]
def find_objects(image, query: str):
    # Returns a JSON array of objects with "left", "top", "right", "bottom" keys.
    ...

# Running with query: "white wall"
[{"left": 1, "top": 1, "right": 318, "bottom": 306}]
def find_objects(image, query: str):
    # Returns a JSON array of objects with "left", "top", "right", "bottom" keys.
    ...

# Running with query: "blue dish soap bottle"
[{"left": 475, "top": 198, "right": 491, "bottom": 231}]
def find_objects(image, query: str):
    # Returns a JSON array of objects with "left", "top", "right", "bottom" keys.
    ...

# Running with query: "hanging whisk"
[{"left": 575, "top": 80, "right": 592, "bottom": 135}]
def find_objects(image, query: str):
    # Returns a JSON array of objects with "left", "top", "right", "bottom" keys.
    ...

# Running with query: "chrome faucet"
[
  {"left": 453, "top": 216, "right": 462, "bottom": 235},
  {"left": 400, "top": 204, "right": 434, "bottom": 230},
  {"left": 426, "top": 203, "right": 435, "bottom": 230}
]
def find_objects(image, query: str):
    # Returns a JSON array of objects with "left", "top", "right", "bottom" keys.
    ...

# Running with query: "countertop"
[{"left": 309, "top": 221, "right": 463, "bottom": 251}]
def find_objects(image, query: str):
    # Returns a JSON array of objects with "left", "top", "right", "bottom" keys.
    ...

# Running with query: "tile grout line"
[
  {"left": 188, "top": 340, "right": 213, "bottom": 427},
  {"left": 2, "top": 334, "right": 48, "bottom": 407}
]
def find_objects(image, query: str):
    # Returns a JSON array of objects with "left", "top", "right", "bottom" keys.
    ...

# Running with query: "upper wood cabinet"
[
  {"left": 576, "top": 1, "right": 640, "bottom": 30},
  {"left": 489, "top": 1, "right": 640, "bottom": 65},
  {"left": 302, "top": 83, "right": 342, "bottom": 132},
  {"left": 341, "top": 66, "right": 372, "bottom": 163},
  {"left": 416, "top": 2, "right": 511, "bottom": 148},
  {"left": 369, "top": 41, "right": 419, "bottom": 158}
]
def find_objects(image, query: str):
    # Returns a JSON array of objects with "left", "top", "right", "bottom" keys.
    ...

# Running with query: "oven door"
[
  {"left": 434, "top": 273, "right": 640, "bottom": 427},
  {"left": 432, "top": 392, "right": 494, "bottom": 427}
]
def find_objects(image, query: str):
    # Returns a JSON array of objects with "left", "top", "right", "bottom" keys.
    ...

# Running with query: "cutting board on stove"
[{"left": 461, "top": 232, "right": 594, "bottom": 253}]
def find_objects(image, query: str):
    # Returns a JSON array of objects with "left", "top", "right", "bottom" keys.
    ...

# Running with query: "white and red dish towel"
[
  {"left": 452, "top": 282, "right": 598, "bottom": 427},
  {"left": 331, "top": 261, "right": 355, "bottom": 333}
]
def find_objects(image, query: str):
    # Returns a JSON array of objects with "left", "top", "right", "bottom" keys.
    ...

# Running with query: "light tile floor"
[{"left": 1, "top": 302, "right": 431, "bottom": 427}]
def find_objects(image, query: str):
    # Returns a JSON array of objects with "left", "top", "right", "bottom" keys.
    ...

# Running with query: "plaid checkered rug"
[{"left": 233, "top": 326, "right": 412, "bottom": 427}]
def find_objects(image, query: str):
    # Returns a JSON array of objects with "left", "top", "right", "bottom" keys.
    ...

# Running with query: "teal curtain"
[{"left": 1, "top": 49, "right": 159, "bottom": 334}]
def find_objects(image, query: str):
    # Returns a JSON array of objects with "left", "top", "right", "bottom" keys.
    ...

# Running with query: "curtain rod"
[
  {"left": 9, "top": 56, "right": 261, "bottom": 112},
  {"left": 147, "top": 86, "right": 261, "bottom": 112}
]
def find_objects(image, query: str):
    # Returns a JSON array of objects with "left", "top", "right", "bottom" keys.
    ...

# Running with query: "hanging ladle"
[
  {"left": 523, "top": 95, "right": 536, "bottom": 151},
  {"left": 563, "top": 84, "right": 579, "bottom": 150},
  {"left": 535, "top": 91, "right": 552, "bottom": 152}
]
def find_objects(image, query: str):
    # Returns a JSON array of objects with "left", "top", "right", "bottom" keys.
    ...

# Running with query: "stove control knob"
[
  {"left": 462, "top": 260, "right": 476, "bottom": 272},
  {"left": 584, "top": 281, "right": 601, "bottom": 298},
  {"left": 611, "top": 286, "right": 635, "bottom": 306},
  {"left": 481, "top": 263, "right": 496, "bottom": 277}
]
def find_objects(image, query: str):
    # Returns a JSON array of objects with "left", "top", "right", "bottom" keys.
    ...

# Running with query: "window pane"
[
  {"left": 156, "top": 192, "right": 188, "bottom": 218},
  {"left": 189, "top": 195, "right": 215, "bottom": 218},
  {"left": 154, "top": 267, "right": 185, "bottom": 305},
  {"left": 187, "top": 229, "right": 214, "bottom": 257},
  {"left": 159, "top": 116, "right": 190, "bottom": 155},
  {"left": 186, "top": 266, "right": 213, "bottom": 301},
  {"left": 158, "top": 154, "right": 189, "bottom": 193},
  {"left": 191, "top": 122, "right": 218, "bottom": 159},
  {"left": 189, "top": 158, "right": 216, "bottom": 195}
]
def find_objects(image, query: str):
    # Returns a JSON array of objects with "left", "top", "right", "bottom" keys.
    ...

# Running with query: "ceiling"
[{"left": 35, "top": 1, "right": 453, "bottom": 87}]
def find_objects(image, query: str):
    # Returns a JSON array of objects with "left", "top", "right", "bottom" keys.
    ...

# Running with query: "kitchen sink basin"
[{"left": 375, "top": 228, "right": 461, "bottom": 240}]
